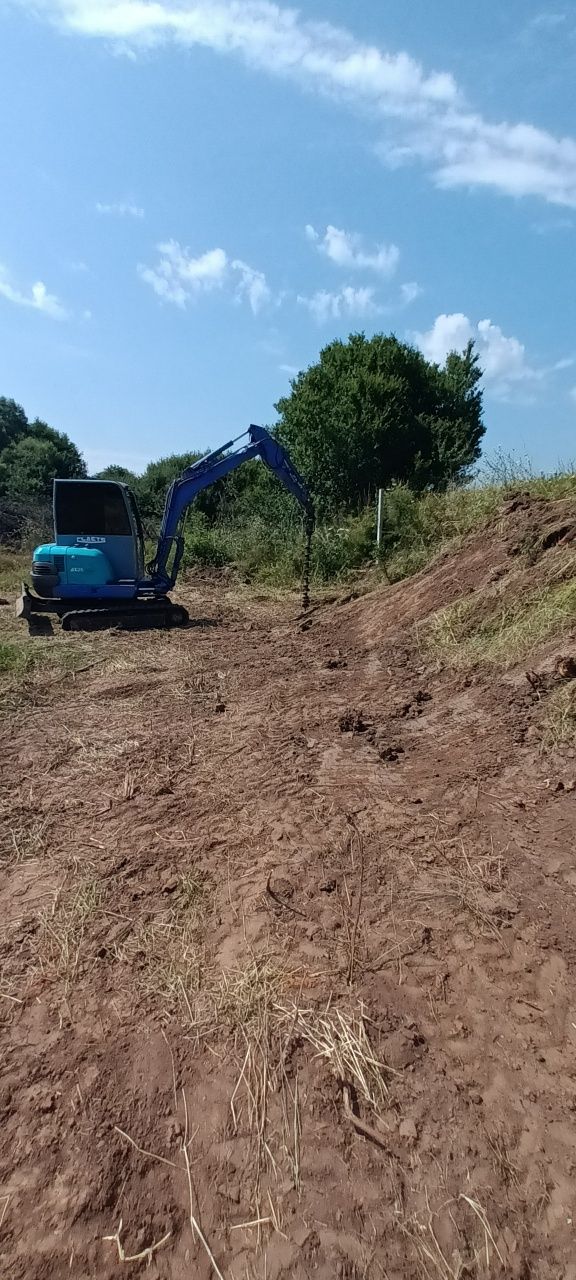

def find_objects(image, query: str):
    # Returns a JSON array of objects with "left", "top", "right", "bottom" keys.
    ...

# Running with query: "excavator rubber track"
[
  {"left": 17, "top": 584, "right": 189, "bottom": 632},
  {"left": 61, "top": 603, "right": 190, "bottom": 631}
]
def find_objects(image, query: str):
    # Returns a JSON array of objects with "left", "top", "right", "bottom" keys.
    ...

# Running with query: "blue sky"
[{"left": 1, "top": 0, "right": 575, "bottom": 475}]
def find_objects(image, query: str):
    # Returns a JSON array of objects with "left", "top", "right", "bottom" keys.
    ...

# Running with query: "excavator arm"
[{"left": 147, "top": 425, "right": 314, "bottom": 605}]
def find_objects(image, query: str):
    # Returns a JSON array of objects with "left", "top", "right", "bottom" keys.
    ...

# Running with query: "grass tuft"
[
  {"left": 118, "top": 872, "right": 209, "bottom": 1016},
  {"left": 0, "top": 637, "right": 89, "bottom": 714},
  {"left": 0, "top": 813, "right": 51, "bottom": 867},
  {"left": 0, "top": 640, "right": 44, "bottom": 675},
  {"left": 542, "top": 683, "right": 576, "bottom": 750},
  {"left": 280, "top": 1000, "right": 390, "bottom": 1110},
  {"left": 427, "top": 579, "right": 576, "bottom": 669},
  {"left": 38, "top": 878, "right": 103, "bottom": 981},
  {"left": 0, "top": 550, "right": 28, "bottom": 597}
]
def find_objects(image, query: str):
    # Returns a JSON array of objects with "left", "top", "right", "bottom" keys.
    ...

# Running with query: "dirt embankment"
[{"left": 2, "top": 495, "right": 576, "bottom": 1279}]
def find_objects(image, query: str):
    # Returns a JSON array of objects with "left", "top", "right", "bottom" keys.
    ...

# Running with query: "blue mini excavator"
[{"left": 17, "top": 424, "right": 314, "bottom": 631}]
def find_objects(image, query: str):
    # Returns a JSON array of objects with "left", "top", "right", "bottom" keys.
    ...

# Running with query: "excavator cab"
[
  {"left": 30, "top": 480, "right": 145, "bottom": 600},
  {"left": 54, "top": 479, "right": 145, "bottom": 579}
]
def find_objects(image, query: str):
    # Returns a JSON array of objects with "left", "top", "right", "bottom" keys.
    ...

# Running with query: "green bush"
[
  {"left": 181, "top": 508, "right": 377, "bottom": 585},
  {"left": 150, "top": 462, "right": 576, "bottom": 594},
  {"left": 182, "top": 516, "right": 235, "bottom": 569}
]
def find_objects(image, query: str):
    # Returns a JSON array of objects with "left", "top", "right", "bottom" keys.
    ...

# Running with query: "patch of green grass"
[
  {"left": 0, "top": 639, "right": 52, "bottom": 675},
  {"left": 427, "top": 579, "right": 576, "bottom": 669},
  {"left": 0, "top": 637, "right": 89, "bottom": 715},
  {"left": 0, "top": 549, "right": 28, "bottom": 596},
  {"left": 0, "top": 638, "right": 84, "bottom": 675},
  {"left": 182, "top": 509, "right": 377, "bottom": 586}
]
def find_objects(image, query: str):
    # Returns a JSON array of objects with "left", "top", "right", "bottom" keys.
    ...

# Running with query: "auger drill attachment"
[{"left": 302, "top": 512, "right": 314, "bottom": 611}]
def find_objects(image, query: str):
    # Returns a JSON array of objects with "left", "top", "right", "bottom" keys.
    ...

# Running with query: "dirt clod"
[
  {"left": 555, "top": 654, "right": 576, "bottom": 680},
  {"left": 377, "top": 742, "right": 404, "bottom": 762},
  {"left": 339, "top": 708, "right": 370, "bottom": 733}
]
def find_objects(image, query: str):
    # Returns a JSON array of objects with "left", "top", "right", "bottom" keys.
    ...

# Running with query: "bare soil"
[{"left": 3, "top": 498, "right": 576, "bottom": 1279}]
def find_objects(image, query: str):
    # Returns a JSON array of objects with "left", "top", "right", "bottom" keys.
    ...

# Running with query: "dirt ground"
[{"left": 3, "top": 499, "right": 576, "bottom": 1279}]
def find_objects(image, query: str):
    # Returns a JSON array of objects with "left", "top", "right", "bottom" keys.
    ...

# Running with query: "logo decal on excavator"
[{"left": 76, "top": 536, "right": 106, "bottom": 544}]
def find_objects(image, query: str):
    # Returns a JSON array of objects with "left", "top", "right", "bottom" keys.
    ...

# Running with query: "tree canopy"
[
  {"left": 275, "top": 333, "right": 485, "bottom": 515},
  {"left": 0, "top": 397, "right": 28, "bottom": 453},
  {"left": 0, "top": 398, "right": 86, "bottom": 500}
]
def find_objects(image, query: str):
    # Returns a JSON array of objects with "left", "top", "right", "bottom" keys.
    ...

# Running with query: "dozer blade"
[{"left": 15, "top": 584, "right": 32, "bottom": 621}]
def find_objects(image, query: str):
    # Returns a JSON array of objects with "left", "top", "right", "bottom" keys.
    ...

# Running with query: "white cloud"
[
  {"left": 96, "top": 200, "right": 144, "bottom": 218},
  {"left": 475, "top": 318, "right": 538, "bottom": 385},
  {"left": 400, "top": 281, "right": 422, "bottom": 306},
  {"left": 430, "top": 117, "right": 576, "bottom": 206},
  {"left": 298, "top": 285, "right": 380, "bottom": 324},
  {"left": 139, "top": 240, "right": 271, "bottom": 313},
  {"left": 0, "top": 266, "right": 68, "bottom": 319},
  {"left": 231, "top": 258, "right": 272, "bottom": 313},
  {"left": 279, "top": 363, "right": 300, "bottom": 376},
  {"left": 138, "top": 242, "right": 227, "bottom": 305},
  {"left": 306, "top": 224, "right": 399, "bottom": 275},
  {"left": 413, "top": 312, "right": 544, "bottom": 400},
  {"left": 414, "top": 313, "right": 473, "bottom": 364},
  {"left": 527, "top": 12, "right": 567, "bottom": 30},
  {"left": 21, "top": 0, "right": 576, "bottom": 208}
]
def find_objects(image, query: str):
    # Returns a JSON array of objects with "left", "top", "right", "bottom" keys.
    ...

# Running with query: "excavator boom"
[{"left": 148, "top": 424, "right": 314, "bottom": 601}]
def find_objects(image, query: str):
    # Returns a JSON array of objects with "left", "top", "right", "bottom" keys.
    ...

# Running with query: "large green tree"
[
  {"left": 0, "top": 398, "right": 28, "bottom": 452},
  {"left": 275, "top": 333, "right": 485, "bottom": 514},
  {"left": 0, "top": 406, "right": 86, "bottom": 500},
  {"left": 94, "top": 464, "right": 140, "bottom": 486},
  {"left": 137, "top": 453, "right": 202, "bottom": 519}
]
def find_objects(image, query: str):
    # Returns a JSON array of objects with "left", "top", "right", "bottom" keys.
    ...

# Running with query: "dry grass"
[
  {"left": 117, "top": 871, "right": 209, "bottom": 1016},
  {"left": 38, "top": 877, "right": 103, "bottom": 980},
  {"left": 541, "top": 683, "right": 576, "bottom": 749},
  {"left": 401, "top": 1208, "right": 465, "bottom": 1280},
  {"left": 109, "top": 1084, "right": 226, "bottom": 1279},
  {"left": 0, "top": 636, "right": 90, "bottom": 713},
  {"left": 427, "top": 575, "right": 576, "bottom": 670},
  {"left": 217, "top": 955, "right": 288, "bottom": 1033},
  {"left": 0, "top": 550, "right": 28, "bottom": 597},
  {"left": 135, "top": 936, "right": 390, "bottom": 1220},
  {"left": 102, "top": 1219, "right": 172, "bottom": 1266},
  {"left": 486, "top": 1128, "right": 521, "bottom": 1192},
  {"left": 400, "top": 1190, "right": 504, "bottom": 1279},
  {"left": 280, "top": 999, "right": 390, "bottom": 1111},
  {"left": 410, "top": 843, "right": 511, "bottom": 940},
  {"left": 0, "top": 811, "right": 51, "bottom": 867},
  {"left": 221, "top": 967, "right": 390, "bottom": 1223}
]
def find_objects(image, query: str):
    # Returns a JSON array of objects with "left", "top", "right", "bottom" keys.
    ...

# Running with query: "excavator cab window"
[{"left": 54, "top": 481, "right": 132, "bottom": 537}]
